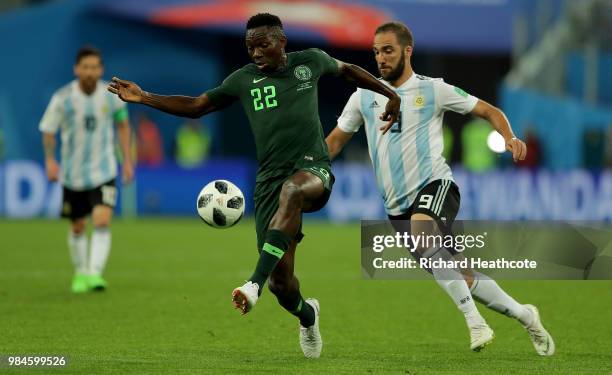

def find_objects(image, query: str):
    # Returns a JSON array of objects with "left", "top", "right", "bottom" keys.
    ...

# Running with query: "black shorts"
[
  {"left": 388, "top": 179, "right": 460, "bottom": 233},
  {"left": 61, "top": 179, "right": 117, "bottom": 221},
  {"left": 388, "top": 179, "right": 461, "bottom": 270}
]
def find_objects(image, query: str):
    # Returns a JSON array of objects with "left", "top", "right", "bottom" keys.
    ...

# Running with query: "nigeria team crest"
[{"left": 294, "top": 65, "right": 312, "bottom": 81}]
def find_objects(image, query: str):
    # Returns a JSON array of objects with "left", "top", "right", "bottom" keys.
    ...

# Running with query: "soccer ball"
[{"left": 196, "top": 180, "right": 245, "bottom": 228}]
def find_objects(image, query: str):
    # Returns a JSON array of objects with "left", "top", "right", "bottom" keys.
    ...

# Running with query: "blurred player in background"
[
  {"left": 326, "top": 22, "right": 555, "bottom": 355},
  {"left": 40, "top": 46, "right": 133, "bottom": 293},
  {"left": 108, "top": 13, "right": 400, "bottom": 358}
]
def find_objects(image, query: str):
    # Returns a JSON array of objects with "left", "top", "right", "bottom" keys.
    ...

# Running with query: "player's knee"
[
  {"left": 71, "top": 220, "right": 86, "bottom": 235},
  {"left": 92, "top": 214, "right": 112, "bottom": 228},
  {"left": 279, "top": 180, "right": 304, "bottom": 209},
  {"left": 410, "top": 213, "right": 436, "bottom": 231},
  {"left": 410, "top": 213, "right": 439, "bottom": 254},
  {"left": 464, "top": 273, "right": 474, "bottom": 288}
]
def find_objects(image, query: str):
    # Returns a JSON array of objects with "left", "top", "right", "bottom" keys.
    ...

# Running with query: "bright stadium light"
[{"left": 487, "top": 130, "right": 506, "bottom": 153}]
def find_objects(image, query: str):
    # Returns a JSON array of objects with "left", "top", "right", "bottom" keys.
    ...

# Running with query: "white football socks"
[
  {"left": 68, "top": 231, "right": 88, "bottom": 274},
  {"left": 470, "top": 272, "right": 533, "bottom": 326},
  {"left": 89, "top": 227, "right": 111, "bottom": 276},
  {"left": 425, "top": 248, "right": 486, "bottom": 328}
]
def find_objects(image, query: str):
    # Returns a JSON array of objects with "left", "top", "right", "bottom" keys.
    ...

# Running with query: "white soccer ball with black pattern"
[{"left": 196, "top": 180, "right": 245, "bottom": 228}]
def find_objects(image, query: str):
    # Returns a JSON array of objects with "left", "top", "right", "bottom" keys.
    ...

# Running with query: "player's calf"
[
  {"left": 269, "top": 275, "right": 320, "bottom": 358},
  {"left": 88, "top": 226, "right": 111, "bottom": 275},
  {"left": 247, "top": 230, "right": 292, "bottom": 291},
  {"left": 87, "top": 216, "right": 112, "bottom": 291},
  {"left": 469, "top": 272, "right": 533, "bottom": 325},
  {"left": 68, "top": 218, "right": 88, "bottom": 293},
  {"left": 269, "top": 275, "right": 315, "bottom": 328},
  {"left": 233, "top": 231, "right": 293, "bottom": 314}
]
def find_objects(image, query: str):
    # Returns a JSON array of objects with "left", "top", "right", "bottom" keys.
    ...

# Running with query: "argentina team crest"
[
  {"left": 414, "top": 94, "right": 425, "bottom": 108},
  {"left": 294, "top": 65, "right": 312, "bottom": 81}
]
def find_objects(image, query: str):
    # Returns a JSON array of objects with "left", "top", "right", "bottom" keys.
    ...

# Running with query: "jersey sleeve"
[
  {"left": 205, "top": 69, "right": 242, "bottom": 107},
  {"left": 112, "top": 93, "right": 129, "bottom": 122},
  {"left": 39, "top": 93, "right": 64, "bottom": 134},
  {"left": 308, "top": 48, "right": 340, "bottom": 76},
  {"left": 436, "top": 80, "right": 478, "bottom": 114},
  {"left": 337, "top": 90, "right": 363, "bottom": 133}
]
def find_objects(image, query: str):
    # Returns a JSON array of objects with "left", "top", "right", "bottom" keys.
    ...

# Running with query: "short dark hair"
[
  {"left": 246, "top": 13, "right": 283, "bottom": 30},
  {"left": 76, "top": 46, "right": 102, "bottom": 65},
  {"left": 375, "top": 22, "right": 414, "bottom": 48}
]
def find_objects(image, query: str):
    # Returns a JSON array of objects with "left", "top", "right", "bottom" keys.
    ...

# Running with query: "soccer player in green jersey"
[{"left": 108, "top": 13, "right": 400, "bottom": 358}]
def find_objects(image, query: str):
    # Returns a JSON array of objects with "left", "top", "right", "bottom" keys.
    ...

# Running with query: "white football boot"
[
  {"left": 232, "top": 281, "right": 259, "bottom": 315},
  {"left": 470, "top": 323, "right": 495, "bottom": 352},
  {"left": 299, "top": 298, "right": 322, "bottom": 358},
  {"left": 524, "top": 304, "right": 555, "bottom": 356}
]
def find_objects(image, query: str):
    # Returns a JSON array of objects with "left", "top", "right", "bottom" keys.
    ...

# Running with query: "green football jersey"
[{"left": 206, "top": 48, "right": 339, "bottom": 182}]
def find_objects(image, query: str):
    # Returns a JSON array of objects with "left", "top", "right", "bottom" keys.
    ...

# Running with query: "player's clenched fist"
[
  {"left": 108, "top": 77, "right": 144, "bottom": 103},
  {"left": 505, "top": 137, "right": 527, "bottom": 162}
]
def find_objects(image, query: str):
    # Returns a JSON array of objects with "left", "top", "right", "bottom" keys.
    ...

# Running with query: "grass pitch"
[{"left": 1, "top": 218, "right": 611, "bottom": 374}]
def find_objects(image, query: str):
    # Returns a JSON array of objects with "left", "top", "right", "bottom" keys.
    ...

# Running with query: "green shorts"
[{"left": 253, "top": 160, "right": 334, "bottom": 252}]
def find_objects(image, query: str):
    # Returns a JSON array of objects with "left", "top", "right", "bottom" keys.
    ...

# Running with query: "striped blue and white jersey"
[
  {"left": 39, "top": 80, "right": 128, "bottom": 191},
  {"left": 337, "top": 73, "right": 478, "bottom": 216}
]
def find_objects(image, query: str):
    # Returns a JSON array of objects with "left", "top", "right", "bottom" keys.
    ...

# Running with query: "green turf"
[{"left": 1, "top": 219, "right": 611, "bottom": 374}]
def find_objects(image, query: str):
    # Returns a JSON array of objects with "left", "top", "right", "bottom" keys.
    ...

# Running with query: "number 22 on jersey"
[{"left": 251, "top": 85, "right": 277, "bottom": 111}]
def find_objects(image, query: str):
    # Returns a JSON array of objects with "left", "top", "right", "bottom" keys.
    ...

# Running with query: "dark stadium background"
[{"left": 4, "top": 0, "right": 609, "bottom": 220}]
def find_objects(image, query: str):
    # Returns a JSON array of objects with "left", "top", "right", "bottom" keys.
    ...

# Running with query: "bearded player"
[
  {"left": 326, "top": 22, "right": 554, "bottom": 355},
  {"left": 108, "top": 13, "right": 400, "bottom": 358}
]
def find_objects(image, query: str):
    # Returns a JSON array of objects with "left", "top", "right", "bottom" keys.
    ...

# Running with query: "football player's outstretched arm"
[
  {"left": 471, "top": 99, "right": 527, "bottom": 162},
  {"left": 336, "top": 61, "right": 401, "bottom": 134},
  {"left": 108, "top": 77, "right": 220, "bottom": 119}
]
